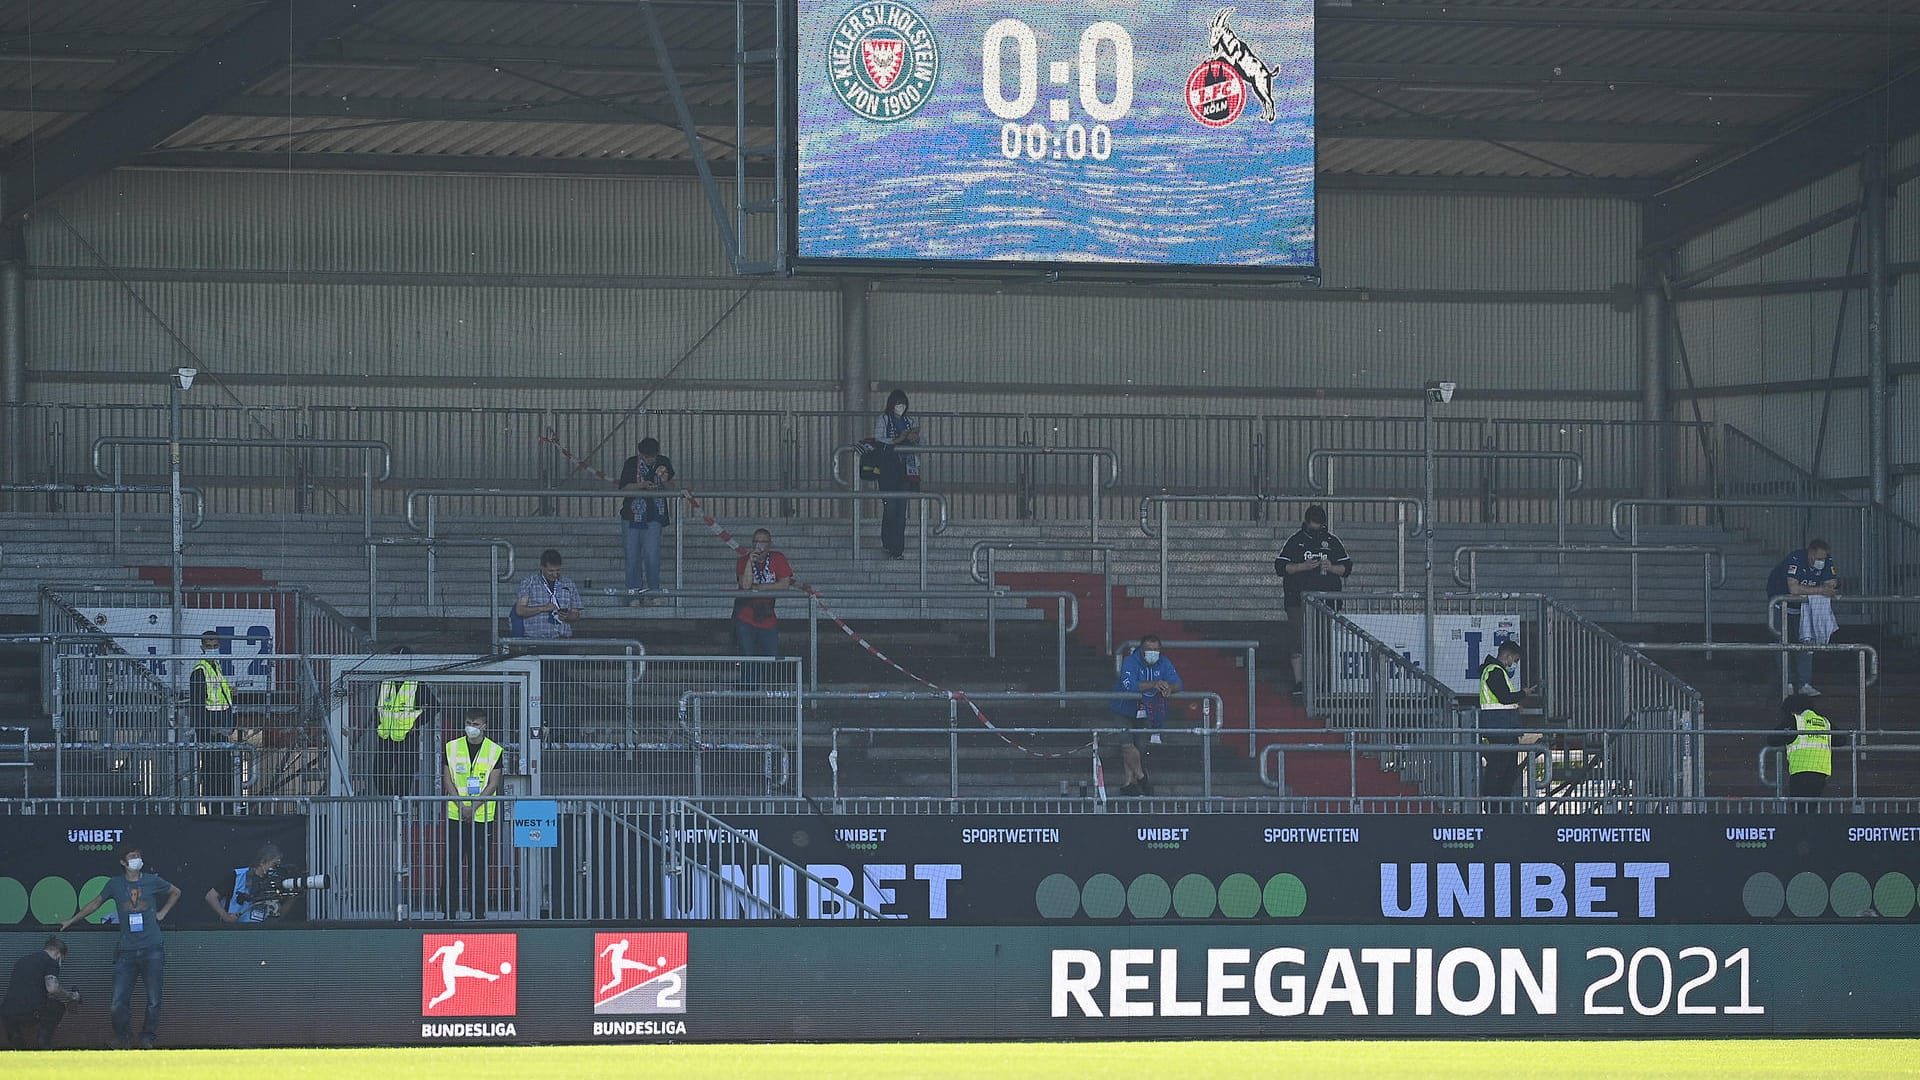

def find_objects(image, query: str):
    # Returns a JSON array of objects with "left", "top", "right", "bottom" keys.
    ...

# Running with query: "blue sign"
[{"left": 512, "top": 800, "right": 559, "bottom": 849}]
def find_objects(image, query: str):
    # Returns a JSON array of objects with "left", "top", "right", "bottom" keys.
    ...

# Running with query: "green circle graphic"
[
  {"left": 77, "top": 876, "right": 111, "bottom": 922},
  {"left": 1873, "top": 872, "right": 1916, "bottom": 918},
  {"left": 1742, "top": 873, "right": 1785, "bottom": 918},
  {"left": 1786, "top": 871, "right": 1829, "bottom": 918},
  {"left": 1263, "top": 872, "right": 1308, "bottom": 918},
  {"left": 1172, "top": 874, "right": 1217, "bottom": 919},
  {"left": 1081, "top": 873, "right": 1126, "bottom": 919},
  {"left": 28, "top": 876, "right": 77, "bottom": 925},
  {"left": 0, "top": 877, "right": 27, "bottom": 924},
  {"left": 1218, "top": 873, "right": 1262, "bottom": 919},
  {"left": 1829, "top": 872, "right": 1873, "bottom": 918},
  {"left": 1035, "top": 873, "right": 1081, "bottom": 919},
  {"left": 1127, "top": 875, "right": 1172, "bottom": 919}
]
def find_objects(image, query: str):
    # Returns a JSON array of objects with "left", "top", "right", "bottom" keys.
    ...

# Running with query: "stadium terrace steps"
[
  {"left": 4, "top": 512, "right": 1784, "bottom": 633},
  {"left": 998, "top": 569, "right": 1419, "bottom": 800}
]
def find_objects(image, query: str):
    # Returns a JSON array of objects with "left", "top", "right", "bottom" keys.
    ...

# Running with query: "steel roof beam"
[
  {"left": 0, "top": 0, "right": 392, "bottom": 221},
  {"left": 1645, "top": 67, "right": 1920, "bottom": 248},
  {"left": 1324, "top": 63, "right": 1868, "bottom": 92},
  {"left": 1321, "top": 4, "right": 1920, "bottom": 35},
  {"left": 1323, "top": 118, "right": 1758, "bottom": 145},
  {"left": 0, "top": 92, "right": 767, "bottom": 129}
]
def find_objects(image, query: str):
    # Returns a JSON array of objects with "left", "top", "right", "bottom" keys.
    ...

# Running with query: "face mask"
[
  {"left": 465, "top": 725, "right": 484, "bottom": 740},
  {"left": 125, "top": 857, "right": 143, "bottom": 872},
  {"left": 1812, "top": 559, "right": 1827, "bottom": 570},
  {"left": 754, "top": 542, "right": 771, "bottom": 553},
  {"left": 1142, "top": 649, "right": 1161, "bottom": 664},
  {"left": 893, "top": 404, "right": 907, "bottom": 416}
]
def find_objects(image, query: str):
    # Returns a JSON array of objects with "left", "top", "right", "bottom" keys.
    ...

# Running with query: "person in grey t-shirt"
[{"left": 60, "top": 847, "right": 180, "bottom": 1049}]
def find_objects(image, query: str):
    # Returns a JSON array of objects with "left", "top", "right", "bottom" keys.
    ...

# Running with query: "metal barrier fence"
[
  {"left": 1297, "top": 596, "right": 1478, "bottom": 799},
  {"left": 1312, "top": 447, "right": 1584, "bottom": 549},
  {"left": 1770, "top": 594, "right": 1920, "bottom": 688},
  {"left": 833, "top": 443, "right": 1119, "bottom": 544},
  {"left": 1301, "top": 591, "right": 1706, "bottom": 802},
  {"left": 1138, "top": 493, "right": 1420, "bottom": 607},
  {"left": 1454, "top": 542, "right": 1726, "bottom": 639},
  {"left": 2, "top": 402, "right": 1721, "bottom": 524},
  {"left": 306, "top": 796, "right": 879, "bottom": 922},
  {"left": 970, "top": 540, "right": 1114, "bottom": 653}
]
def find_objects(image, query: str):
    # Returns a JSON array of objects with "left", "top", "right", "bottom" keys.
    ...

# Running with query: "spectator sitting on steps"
[{"left": 1109, "top": 635, "right": 1182, "bottom": 797}]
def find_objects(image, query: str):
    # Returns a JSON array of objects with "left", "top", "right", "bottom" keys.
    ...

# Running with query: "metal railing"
[
  {"left": 831, "top": 725, "right": 1221, "bottom": 799},
  {"left": 1757, "top": 740, "right": 1920, "bottom": 799},
  {"left": 1311, "top": 447, "right": 1584, "bottom": 547},
  {"left": 1303, "top": 591, "right": 1706, "bottom": 802},
  {"left": 366, "top": 536, "right": 515, "bottom": 647},
  {"left": 1114, "top": 638, "right": 1259, "bottom": 744},
  {"left": 1624, "top": 639, "right": 1876, "bottom": 797},
  {"left": 1297, "top": 596, "right": 1478, "bottom": 796},
  {"left": 1453, "top": 543, "right": 1726, "bottom": 639},
  {"left": 92, "top": 435, "right": 391, "bottom": 540},
  {"left": 1770, "top": 594, "right": 1920, "bottom": 689},
  {"left": 969, "top": 540, "right": 1114, "bottom": 653},
  {"left": 811, "top": 689, "right": 1225, "bottom": 797},
  {"left": 833, "top": 443, "right": 1119, "bottom": 544},
  {"left": 1138, "top": 493, "right": 1420, "bottom": 606},
  {"left": 0, "top": 726, "right": 27, "bottom": 798},
  {"left": 0, "top": 483, "right": 208, "bottom": 553},
  {"left": 402, "top": 486, "right": 950, "bottom": 596},
  {"left": 304, "top": 795, "right": 882, "bottom": 921},
  {"left": 1260, "top": 735, "right": 1549, "bottom": 807}
]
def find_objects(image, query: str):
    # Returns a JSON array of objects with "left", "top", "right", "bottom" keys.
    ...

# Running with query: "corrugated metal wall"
[
  {"left": 24, "top": 168, "right": 1641, "bottom": 411},
  {"left": 1671, "top": 132, "right": 1918, "bottom": 518}
]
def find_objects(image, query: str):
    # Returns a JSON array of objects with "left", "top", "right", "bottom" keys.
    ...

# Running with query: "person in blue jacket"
[{"left": 1110, "top": 635, "right": 1182, "bottom": 796}]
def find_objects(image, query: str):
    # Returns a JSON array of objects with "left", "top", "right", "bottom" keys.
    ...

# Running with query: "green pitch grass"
[{"left": 4, "top": 1041, "right": 1919, "bottom": 1080}]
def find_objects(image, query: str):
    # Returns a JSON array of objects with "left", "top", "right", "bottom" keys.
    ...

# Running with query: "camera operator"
[
  {"left": 3, "top": 936, "right": 82, "bottom": 1050},
  {"left": 204, "top": 843, "right": 300, "bottom": 925}
]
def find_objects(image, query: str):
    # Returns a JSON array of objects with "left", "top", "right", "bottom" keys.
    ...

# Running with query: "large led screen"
[{"left": 795, "top": 0, "right": 1316, "bottom": 273}]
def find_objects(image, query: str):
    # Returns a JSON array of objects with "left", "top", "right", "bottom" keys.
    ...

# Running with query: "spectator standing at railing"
[
  {"left": 188, "top": 630, "right": 237, "bottom": 809},
  {"left": 1765, "top": 538, "right": 1839, "bottom": 695},
  {"left": 618, "top": 437, "right": 675, "bottom": 604},
  {"left": 1274, "top": 504, "right": 1354, "bottom": 695},
  {"left": 1478, "top": 640, "right": 1538, "bottom": 812},
  {"left": 871, "top": 389, "right": 922, "bottom": 560},
  {"left": 734, "top": 529, "right": 795, "bottom": 685},
  {"left": 1109, "top": 635, "right": 1182, "bottom": 796},
  {"left": 1769, "top": 693, "right": 1848, "bottom": 804},
  {"left": 513, "top": 549, "right": 584, "bottom": 639}
]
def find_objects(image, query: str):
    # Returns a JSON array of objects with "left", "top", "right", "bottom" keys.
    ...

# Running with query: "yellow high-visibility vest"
[
  {"left": 1479, "top": 659, "right": 1520, "bottom": 710},
  {"left": 445, "top": 737, "right": 504, "bottom": 822},
  {"left": 1785, "top": 709, "right": 1832, "bottom": 777},
  {"left": 377, "top": 680, "right": 422, "bottom": 741},
  {"left": 194, "top": 657, "right": 234, "bottom": 711}
]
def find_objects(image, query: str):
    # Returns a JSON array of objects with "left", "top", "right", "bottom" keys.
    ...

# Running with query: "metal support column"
[
  {"left": 1862, "top": 143, "right": 1893, "bottom": 593},
  {"left": 1638, "top": 253, "right": 1672, "bottom": 500},
  {"left": 1422, "top": 392, "right": 1436, "bottom": 676},
  {"left": 168, "top": 376, "right": 186, "bottom": 644},
  {"left": 843, "top": 278, "right": 869, "bottom": 547},
  {"left": 0, "top": 207, "right": 25, "bottom": 503}
]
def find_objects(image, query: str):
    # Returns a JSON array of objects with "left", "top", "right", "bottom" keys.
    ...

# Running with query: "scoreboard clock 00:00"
[{"left": 795, "top": 0, "right": 1317, "bottom": 274}]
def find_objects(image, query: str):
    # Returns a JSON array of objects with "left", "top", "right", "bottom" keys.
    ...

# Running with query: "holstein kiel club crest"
[{"left": 828, "top": 1, "right": 939, "bottom": 123}]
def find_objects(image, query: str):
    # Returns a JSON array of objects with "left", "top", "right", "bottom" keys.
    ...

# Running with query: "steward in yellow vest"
[
  {"left": 443, "top": 710, "right": 505, "bottom": 920},
  {"left": 1769, "top": 693, "right": 1849, "bottom": 801}
]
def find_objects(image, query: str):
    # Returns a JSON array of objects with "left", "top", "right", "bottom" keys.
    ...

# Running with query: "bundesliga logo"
[
  {"left": 826, "top": 1, "right": 939, "bottom": 123},
  {"left": 421, "top": 934, "right": 518, "bottom": 1017},
  {"left": 593, "top": 932, "right": 688, "bottom": 1015}
]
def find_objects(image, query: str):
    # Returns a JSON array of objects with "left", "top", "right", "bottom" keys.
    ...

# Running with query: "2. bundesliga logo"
[
  {"left": 827, "top": 2, "right": 939, "bottom": 122},
  {"left": 594, "top": 932, "right": 688, "bottom": 1015}
]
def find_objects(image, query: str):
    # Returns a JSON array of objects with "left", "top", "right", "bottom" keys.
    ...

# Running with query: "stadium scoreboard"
[{"left": 793, "top": 0, "right": 1317, "bottom": 276}]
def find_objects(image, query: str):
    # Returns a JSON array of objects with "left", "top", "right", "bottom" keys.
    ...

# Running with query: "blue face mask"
[{"left": 1142, "top": 649, "right": 1161, "bottom": 664}]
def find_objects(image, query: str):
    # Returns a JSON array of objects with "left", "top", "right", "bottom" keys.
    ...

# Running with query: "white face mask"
[
  {"left": 465, "top": 725, "right": 484, "bottom": 740},
  {"left": 125, "top": 857, "right": 143, "bottom": 872},
  {"left": 1142, "top": 649, "right": 1161, "bottom": 664},
  {"left": 1812, "top": 559, "right": 1827, "bottom": 570},
  {"left": 893, "top": 404, "right": 907, "bottom": 416}
]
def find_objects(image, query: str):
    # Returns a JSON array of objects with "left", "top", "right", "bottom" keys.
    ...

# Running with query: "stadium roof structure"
[{"left": 0, "top": 0, "right": 1915, "bottom": 244}]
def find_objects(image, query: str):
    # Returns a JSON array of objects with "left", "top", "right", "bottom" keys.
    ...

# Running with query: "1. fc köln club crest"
[{"left": 827, "top": 2, "right": 940, "bottom": 123}]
